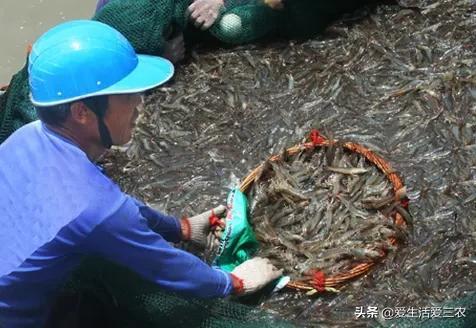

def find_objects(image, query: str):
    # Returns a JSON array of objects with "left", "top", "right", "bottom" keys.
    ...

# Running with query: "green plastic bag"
[{"left": 213, "top": 188, "right": 259, "bottom": 272}]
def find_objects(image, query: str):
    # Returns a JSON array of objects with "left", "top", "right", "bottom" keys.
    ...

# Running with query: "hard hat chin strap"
[
  {"left": 95, "top": 113, "right": 113, "bottom": 149},
  {"left": 81, "top": 96, "right": 113, "bottom": 149}
]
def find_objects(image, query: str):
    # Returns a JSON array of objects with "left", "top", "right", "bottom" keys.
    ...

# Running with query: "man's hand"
[
  {"left": 162, "top": 32, "right": 185, "bottom": 64},
  {"left": 264, "top": 0, "right": 284, "bottom": 10},
  {"left": 230, "top": 257, "right": 283, "bottom": 295},
  {"left": 187, "top": 0, "right": 224, "bottom": 30},
  {"left": 181, "top": 205, "right": 226, "bottom": 246}
]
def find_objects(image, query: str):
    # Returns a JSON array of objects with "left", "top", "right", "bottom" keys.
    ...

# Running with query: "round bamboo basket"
[{"left": 239, "top": 130, "right": 409, "bottom": 292}]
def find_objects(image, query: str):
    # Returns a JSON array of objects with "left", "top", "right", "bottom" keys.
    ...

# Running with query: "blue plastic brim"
[
  {"left": 99, "top": 55, "right": 174, "bottom": 96},
  {"left": 31, "top": 55, "right": 174, "bottom": 106}
]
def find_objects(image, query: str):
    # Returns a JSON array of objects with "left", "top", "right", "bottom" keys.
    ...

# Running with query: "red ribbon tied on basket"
[
  {"left": 312, "top": 270, "right": 326, "bottom": 292},
  {"left": 309, "top": 129, "right": 325, "bottom": 146},
  {"left": 401, "top": 198, "right": 409, "bottom": 209}
]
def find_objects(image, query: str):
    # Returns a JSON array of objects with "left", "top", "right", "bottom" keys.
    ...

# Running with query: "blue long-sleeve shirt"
[{"left": 0, "top": 121, "right": 232, "bottom": 328}]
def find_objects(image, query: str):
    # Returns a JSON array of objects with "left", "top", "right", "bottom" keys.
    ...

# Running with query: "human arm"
[
  {"left": 131, "top": 196, "right": 226, "bottom": 245},
  {"left": 130, "top": 197, "right": 182, "bottom": 243},
  {"left": 84, "top": 197, "right": 233, "bottom": 298}
]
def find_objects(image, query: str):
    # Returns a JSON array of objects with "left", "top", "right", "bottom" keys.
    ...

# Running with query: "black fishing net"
[
  {"left": 46, "top": 257, "right": 293, "bottom": 328},
  {"left": 1, "top": 0, "right": 474, "bottom": 327}
]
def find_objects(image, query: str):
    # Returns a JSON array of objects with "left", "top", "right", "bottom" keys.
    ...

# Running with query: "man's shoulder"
[
  {"left": 0, "top": 119, "right": 127, "bottom": 223},
  {"left": 0, "top": 120, "right": 41, "bottom": 146}
]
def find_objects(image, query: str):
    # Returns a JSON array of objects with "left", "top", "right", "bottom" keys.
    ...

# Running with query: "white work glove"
[
  {"left": 187, "top": 0, "right": 224, "bottom": 30},
  {"left": 181, "top": 205, "right": 226, "bottom": 246},
  {"left": 230, "top": 257, "right": 283, "bottom": 295}
]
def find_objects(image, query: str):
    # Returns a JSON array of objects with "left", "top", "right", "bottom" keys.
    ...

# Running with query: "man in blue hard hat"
[{"left": 0, "top": 20, "right": 281, "bottom": 327}]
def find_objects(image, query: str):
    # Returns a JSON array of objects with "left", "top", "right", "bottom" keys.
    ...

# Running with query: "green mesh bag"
[
  {"left": 209, "top": 0, "right": 379, "bottom": 44},
  {"left": 92, "top": 0, "right": 191, "bottom": 55},
  {"left": 0, "top": 61, "right": 35, "bottom": 144},
  {"left": 51, "top": 257, "right": 294, "bottom": 328},
  {"left": 208, "top": 2, "right": 281, "bottom": 44}
]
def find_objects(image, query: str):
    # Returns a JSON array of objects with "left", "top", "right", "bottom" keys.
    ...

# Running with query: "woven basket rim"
[{"left": 239, "top": 131, "right": 409, "bottom": 292}]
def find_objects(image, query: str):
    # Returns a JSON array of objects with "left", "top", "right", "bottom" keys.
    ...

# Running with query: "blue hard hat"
[{"left": 28, "top": 20, "right": 174, "bottom": 106}]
